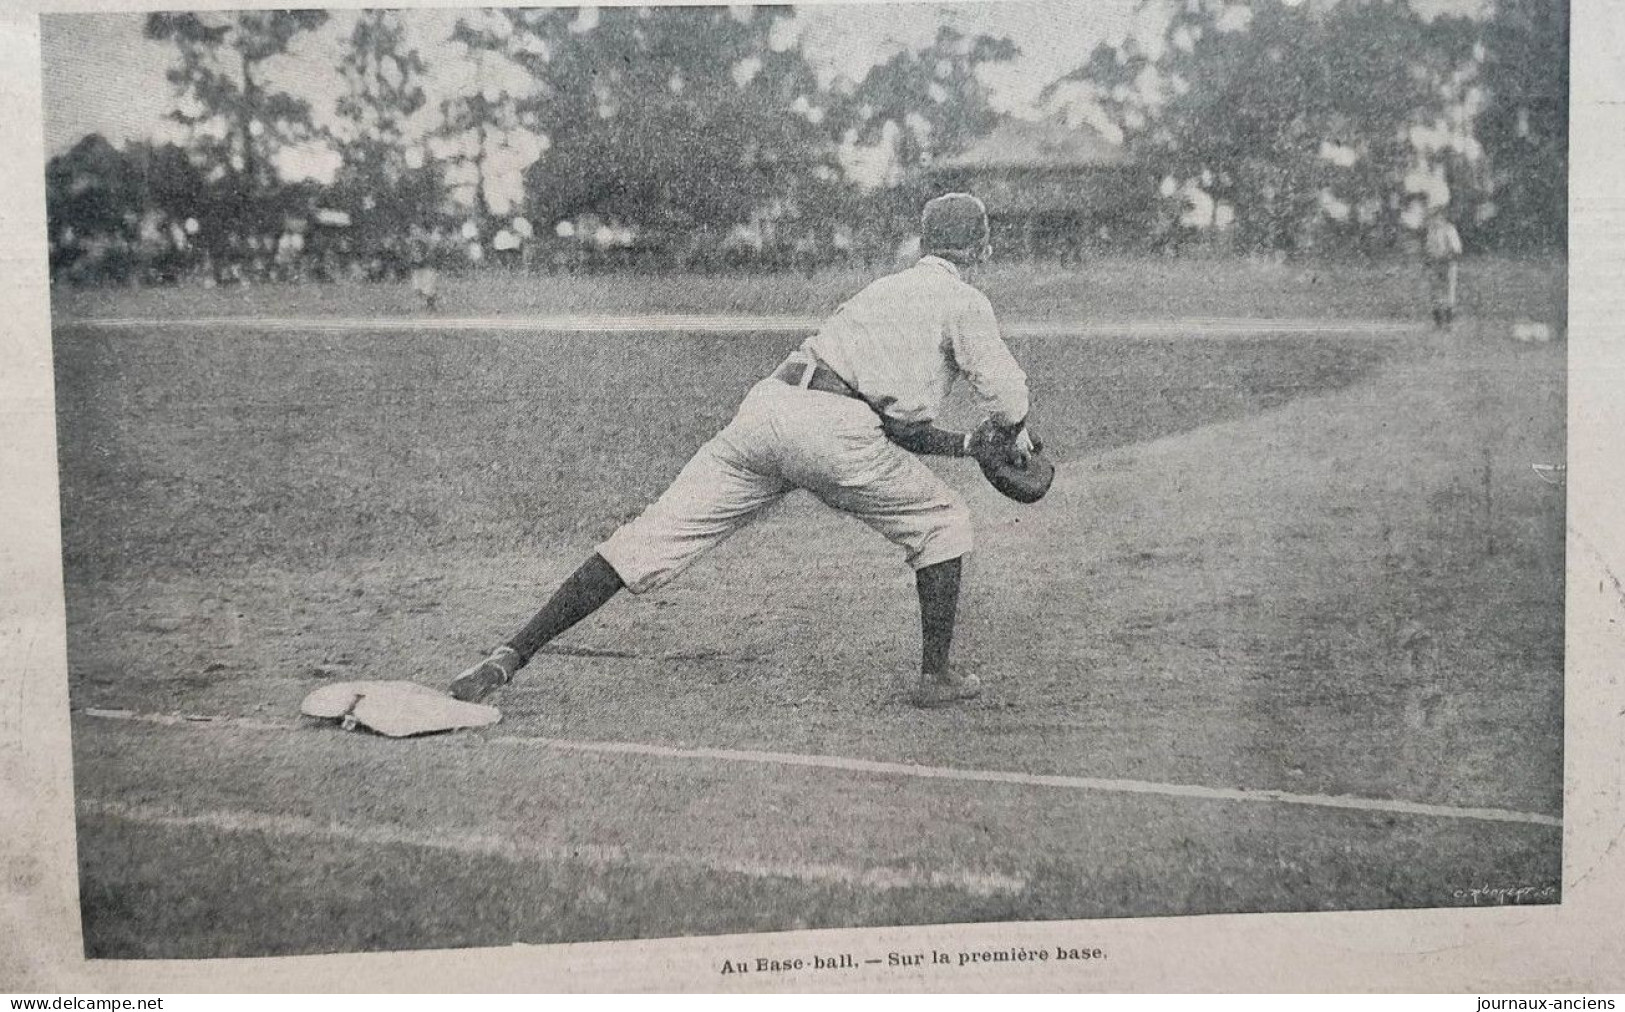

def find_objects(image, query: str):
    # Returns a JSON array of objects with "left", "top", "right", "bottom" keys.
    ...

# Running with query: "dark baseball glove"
[{"left": 968, "top": 419, "right": 1055, "bottom": 504}]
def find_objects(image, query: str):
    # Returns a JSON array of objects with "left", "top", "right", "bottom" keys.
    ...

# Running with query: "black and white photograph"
[{"left": 35, "top": 0, "right": 1570, "bottom": 967}]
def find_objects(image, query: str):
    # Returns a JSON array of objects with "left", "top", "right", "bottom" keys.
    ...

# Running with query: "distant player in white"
[
  {"left": 450, "top": 193, "right": 1035, "bottom": 708},
  {"left": 408, "top": 228, "right": 440, "bottom": 312},
  {"left": 1424, "top": 209, "right": 1463, "bottom": 330}
]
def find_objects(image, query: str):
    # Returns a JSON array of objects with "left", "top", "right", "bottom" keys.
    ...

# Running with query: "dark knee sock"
[
  {"left": 915, "top": 556, "right": 963, "bottom": 677},
  {"left": 503, "top": 553, "right": 625, "bottom": 666}
]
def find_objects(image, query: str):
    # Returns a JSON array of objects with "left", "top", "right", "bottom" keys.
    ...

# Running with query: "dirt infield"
[{"left": 54, "top": 315, "right": 1564, "bottom": 957}]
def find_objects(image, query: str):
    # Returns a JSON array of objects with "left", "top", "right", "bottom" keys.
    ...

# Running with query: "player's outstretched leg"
[
  {"left": 910, "top": 556, "right": 981, "bottom": 707},
  {"left": 448, "top": 552, "right": 625, "bottom": 702}
]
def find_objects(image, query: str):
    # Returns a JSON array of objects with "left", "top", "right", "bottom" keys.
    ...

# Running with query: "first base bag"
[{"left": 301, "top": 680, "right": 501, "bottom": 737}]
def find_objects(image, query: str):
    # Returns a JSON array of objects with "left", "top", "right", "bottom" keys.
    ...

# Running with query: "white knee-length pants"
[
  {"left": 597, "top": 376, "right": 973, "bottom": 595},
  {"left": 1429, "top": 260, "right": 1458, "bottom": 310}
]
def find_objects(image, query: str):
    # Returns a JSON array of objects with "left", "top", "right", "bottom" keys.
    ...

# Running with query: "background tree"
[
  {"left": 507, "top": 6, "right": 844, "bottom": 251},
  {"left": 45, "top": 134, "right": 139, "bottom": 249},
  {"left": 329, "top": 10, "right": 441, "bottom": 253},
  {"left": 1477, "top": 0, "right": 1568, "bottom": 251},
  {"left": 124, "top": 140, "right": 210, "bottom": 231},
  {"left": 1050, "top": 0, "right": 1480, "bottom": 253},
  {"left": 1038, "top": 36, "right": 1157, "bottom": 144},
  {"left": 844, "top": 26, "right": 1019, "bottom": 183},
  {"left": 1300, "top": 1, "right": 1467, "bottom": 250},
  {"left": 46, "top": 135, "right": 206, "bottom": 282},
  {"left": 431, "top": 11, "right": 534, "bottom": 229},
  {"left": 1145, "top": 0, "right": 1327, "bottom": 249},
  {"left": 144, "top": 11, "right": 330, "bottom": 263}
]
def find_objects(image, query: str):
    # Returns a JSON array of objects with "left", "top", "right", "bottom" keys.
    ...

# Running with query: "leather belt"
[{"left": 773, "top": 358, "right": 864, "bottom": 401}]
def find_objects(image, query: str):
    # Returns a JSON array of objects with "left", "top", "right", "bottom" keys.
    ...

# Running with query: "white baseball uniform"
[
  {"left": 597, "top": 255, "right": 1031, "bottom": 595},
  {"left": 1425, "top": 219, "right": 1463, "bottom": 311}
]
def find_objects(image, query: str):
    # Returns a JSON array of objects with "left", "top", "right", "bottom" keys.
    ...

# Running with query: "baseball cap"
[{"left": 921, "top": 192, "right": 990, "bottom": 252}]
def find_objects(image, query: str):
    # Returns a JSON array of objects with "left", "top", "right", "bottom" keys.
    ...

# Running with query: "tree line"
[{"left": 46, "top": 1, "right": 1566, "bottom": 286}]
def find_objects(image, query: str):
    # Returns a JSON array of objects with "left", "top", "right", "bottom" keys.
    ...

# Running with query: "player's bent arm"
[
  {"left": 949, "top": 291, "right": 1031, "bottom": 427},
  {"left": 881, "top": 417, "right": 973, "bottom": 457}
]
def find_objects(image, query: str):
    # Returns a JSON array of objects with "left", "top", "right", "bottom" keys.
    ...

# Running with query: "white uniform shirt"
[
  {"left": 1425, "top": 220, "right": 1463, "bottom": 261},
  {"left": 801, "top": 255, "right": 1030, "bottom": 427}
]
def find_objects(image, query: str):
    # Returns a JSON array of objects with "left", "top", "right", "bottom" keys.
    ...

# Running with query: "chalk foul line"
[
  {"left": 65, "top": 314, "right": 1424, "bottom": 339},
  {"left": 78, "top": 707, "right": 1560, "bottom": 829},
  {"left": 494, "top": 736, "right": 1562, "bottom": 829}
]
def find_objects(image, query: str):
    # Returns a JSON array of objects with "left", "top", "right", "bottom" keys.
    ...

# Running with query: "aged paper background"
[{"left": 2, "top": 0, "right": 1621, "bottom": 992}]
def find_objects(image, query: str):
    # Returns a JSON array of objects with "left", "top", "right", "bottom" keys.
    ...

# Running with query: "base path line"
[
  {"left": 495, "top": 736, "right": 1562, "bottom": 829},
  {"left": 77, "top": 797, "right": 1026, "bottom": 898},
  {"left": 63, "top": 314, "right": 1425, "bottom": 339},
  {"left": 76, "top": 708, "right": 1560, "bottom": 829}
]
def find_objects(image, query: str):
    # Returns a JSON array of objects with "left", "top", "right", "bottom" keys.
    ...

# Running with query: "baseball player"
[
  {"left": 408, "top": 228, "right": 440, "bottom": 312},
  {"left": 449, "top": 192, "right": 1036, "bottom": 708},
  {"left": 1424, "top": 209, "right": 1463, "bottom": 329}
]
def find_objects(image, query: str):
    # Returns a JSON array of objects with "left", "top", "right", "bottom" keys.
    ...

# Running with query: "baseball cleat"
[
  {"left": 448, "top": 646, "right": 521, "bottom": 703},
  {"left": 910, "top": 670, "right": 982, "bottom": 708}
]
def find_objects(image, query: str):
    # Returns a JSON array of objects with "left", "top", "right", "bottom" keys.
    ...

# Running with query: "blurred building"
[{"left": 925, "top": 118, "right": 1152, "bottom": 260}]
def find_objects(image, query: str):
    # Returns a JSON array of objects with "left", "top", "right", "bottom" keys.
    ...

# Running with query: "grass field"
[
  {"left": 52, "top": 264, "right": 1565, "bottom": 959},
  {"left": 52, "top": 253, "right": 1564, "bottom": 325}
]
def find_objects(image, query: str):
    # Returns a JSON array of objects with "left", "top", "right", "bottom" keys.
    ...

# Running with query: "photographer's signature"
[{"left": 1455, "top": 884, "right": 1558, "bottom": 905}]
